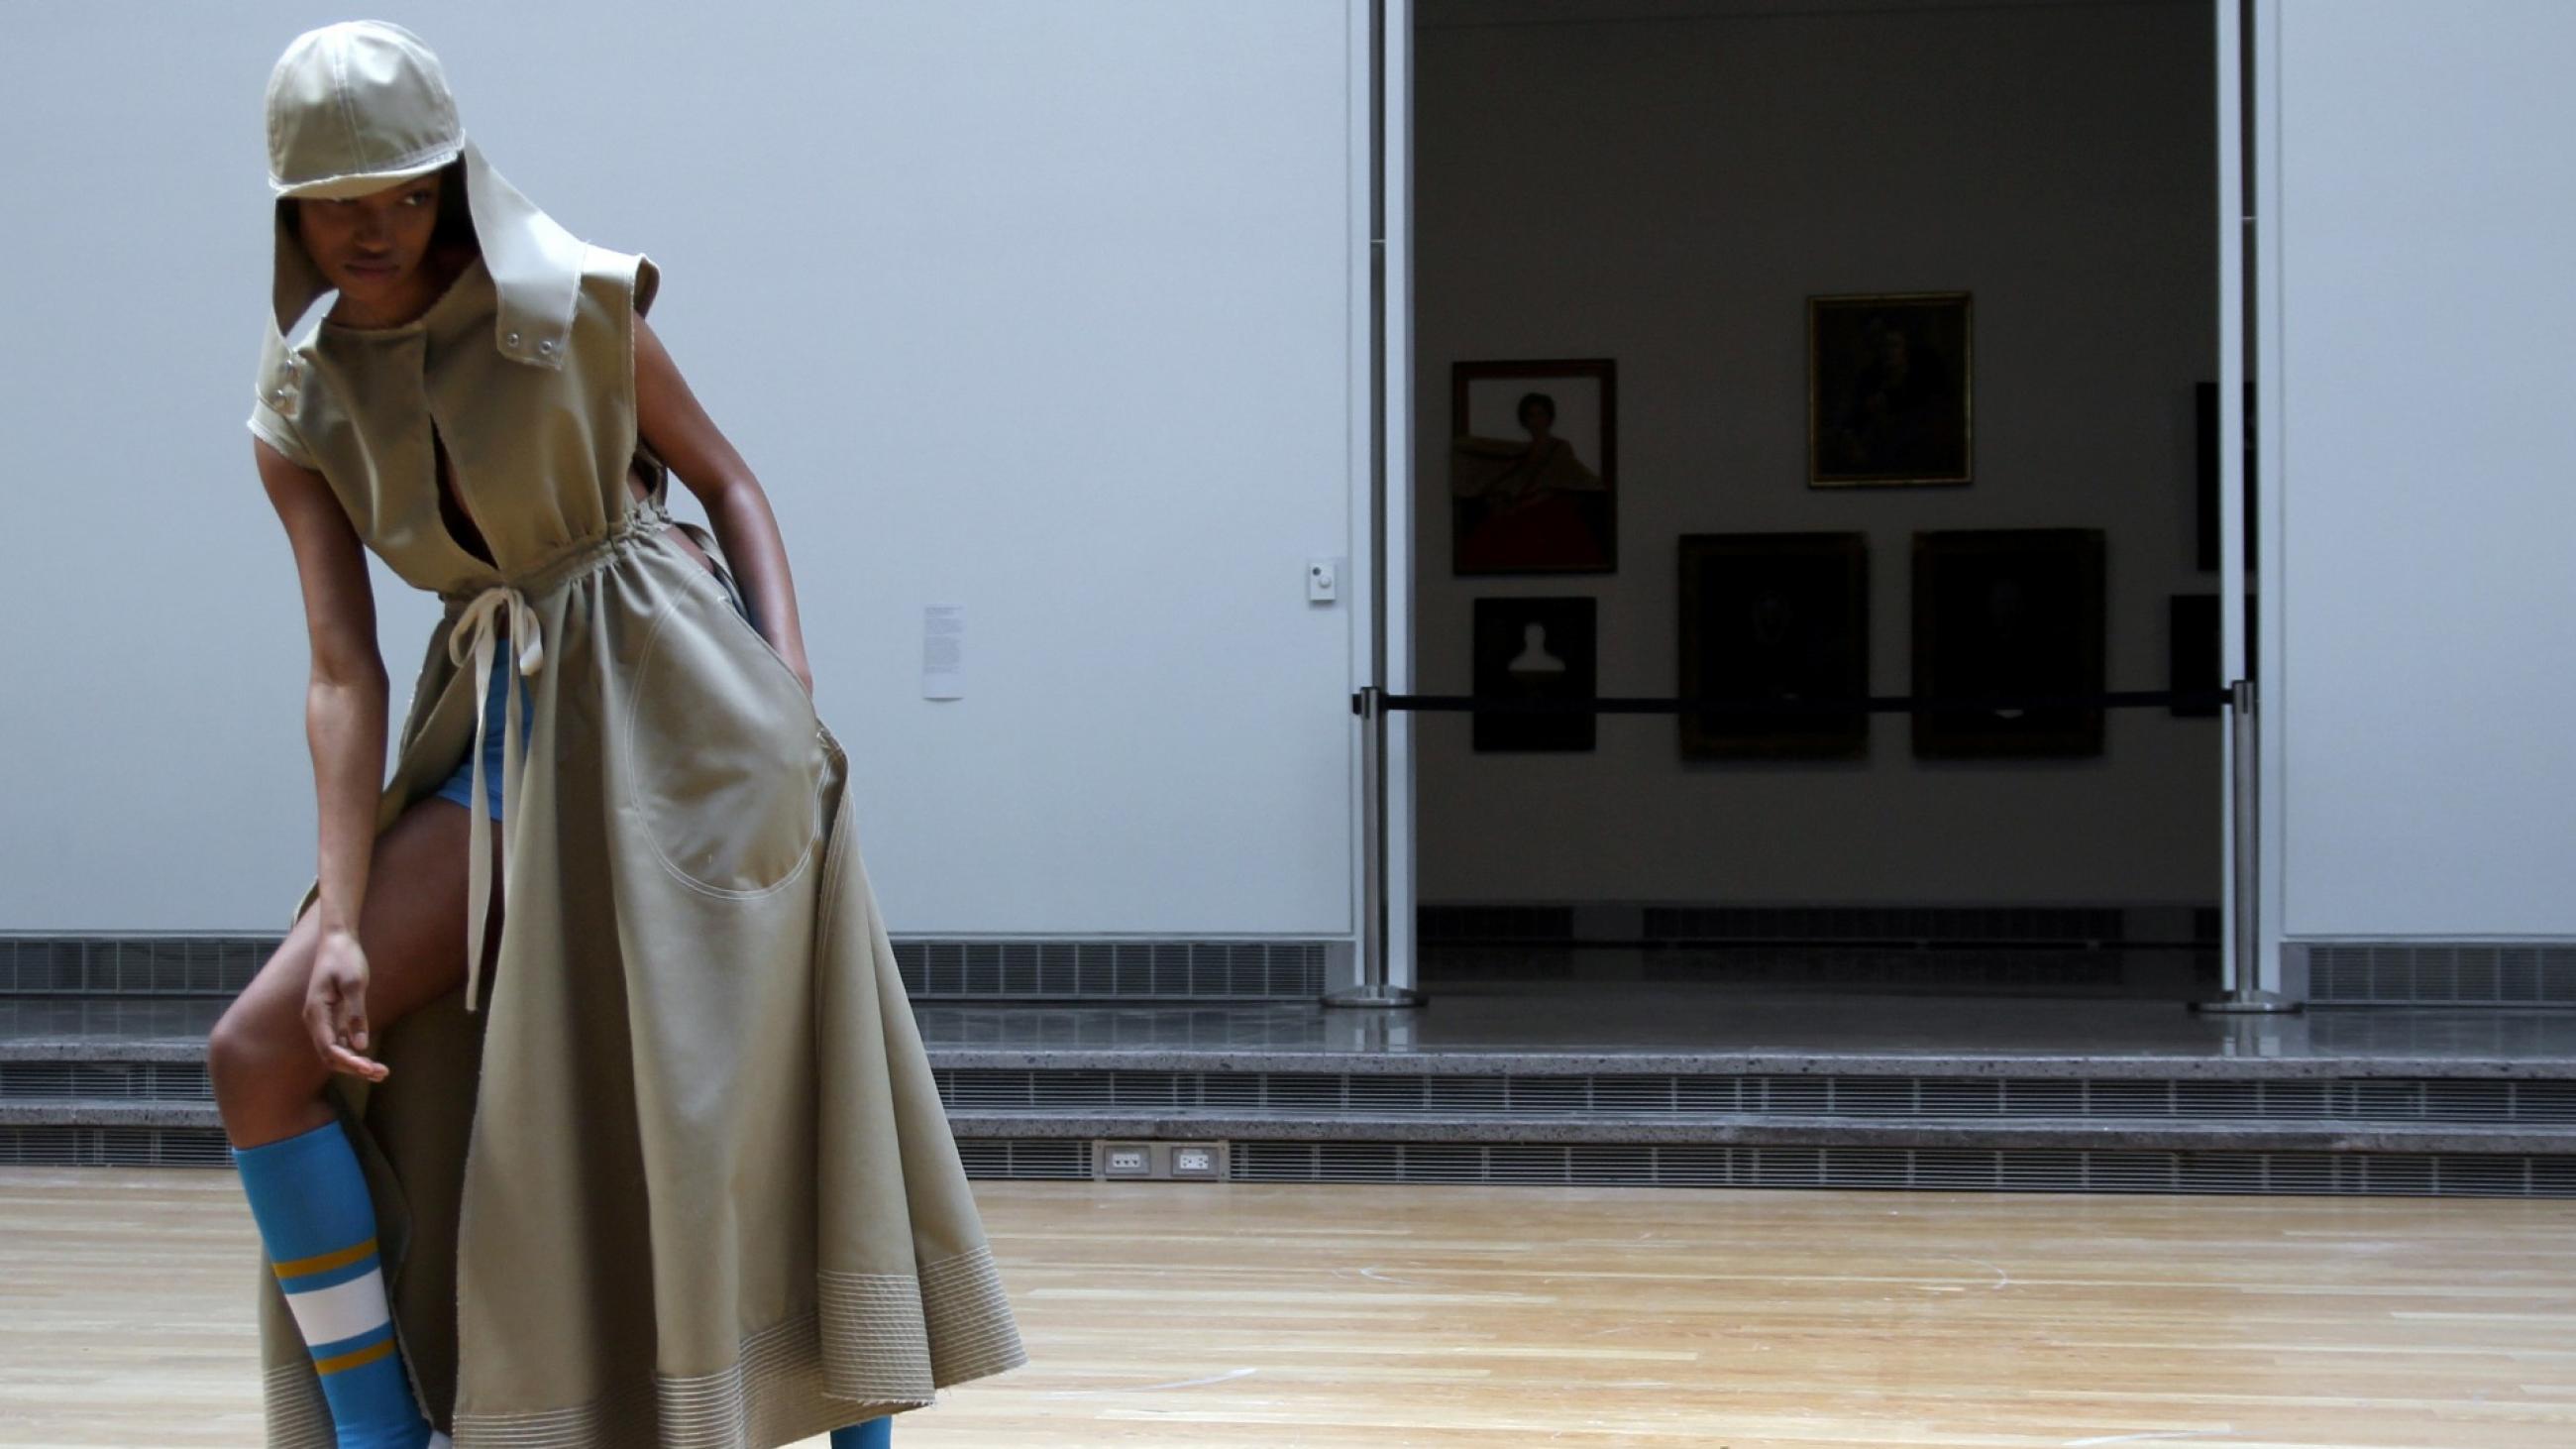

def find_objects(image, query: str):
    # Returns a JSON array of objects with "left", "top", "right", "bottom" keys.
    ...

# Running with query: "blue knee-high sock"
[
  {"left": 231, "top": 1118, "right": 435, "bottom": 1449},
  {"left": 829, "top": 1418, "right": 892, "bottom": 1448}
]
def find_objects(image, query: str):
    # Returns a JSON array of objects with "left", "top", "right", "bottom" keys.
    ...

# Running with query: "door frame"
[{"left": 1371, "top": 0, "right": 2257, "bottom": 999}]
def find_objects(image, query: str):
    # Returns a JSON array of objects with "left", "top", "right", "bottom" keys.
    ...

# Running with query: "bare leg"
[
  {"left": 210, "top": 797, "right": 503, "bottom": 1147},
  {"left": 213, "top": 796, "right": 500, "bottom": 1446}
]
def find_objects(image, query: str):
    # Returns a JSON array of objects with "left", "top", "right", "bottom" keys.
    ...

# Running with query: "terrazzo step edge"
[
  {"left": 951, "top": 1110, "right": 2576, "bottom": 1153},
  {"left": 12, "top": 1096, "right": 2576, "bottom": 1155},
  {"left": 8, "top": 1035, "right": 2576, "bottom": 1080}
]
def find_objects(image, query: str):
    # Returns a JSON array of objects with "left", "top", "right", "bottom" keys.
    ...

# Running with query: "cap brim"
[{"left": 272, "top": 150, "right": 460, "bottom": 201}]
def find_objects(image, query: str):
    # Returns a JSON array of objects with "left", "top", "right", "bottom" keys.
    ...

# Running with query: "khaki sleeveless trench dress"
[{"left": 242, "top": 244, "right": 1024, "bottom": 1446}]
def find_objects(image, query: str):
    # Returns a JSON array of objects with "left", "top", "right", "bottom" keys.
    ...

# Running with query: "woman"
[
  {"left": 207, "top": 22, "right": 1022, "bottom": 1448},
  {"left": 1449, "top": 390, "right": 1610, "bottom": 572}
]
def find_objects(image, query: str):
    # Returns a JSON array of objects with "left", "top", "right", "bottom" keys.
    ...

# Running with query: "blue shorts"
[
  {"left": 433, "top": 580, "right": 756, "bottom": 820},
  {"left": 430, "top": 643, "right": 539, "bottom": 821}
]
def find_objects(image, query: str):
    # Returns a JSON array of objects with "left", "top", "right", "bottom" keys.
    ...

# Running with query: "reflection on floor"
[{"left": 914, "top": 980, "right": 2576, "bottom": 1069}]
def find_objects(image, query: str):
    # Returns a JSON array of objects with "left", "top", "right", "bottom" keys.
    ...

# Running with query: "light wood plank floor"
[{"left": 4, "top": 1168, "right": 2574, "bottom": 1446}]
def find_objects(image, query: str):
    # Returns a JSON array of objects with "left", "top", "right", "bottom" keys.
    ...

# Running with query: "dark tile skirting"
[
  {"left": 2306, "top": 944, "right": 2576, "bottom": 1007},
  {"left": 0, "top": 934, "right": 1334, "bottom": 1002},
  {"left": 9, "top": 1125, "right": 2574, "bottom": 1198}
]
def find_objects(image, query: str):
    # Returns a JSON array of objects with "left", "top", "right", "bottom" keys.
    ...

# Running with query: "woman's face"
[{"left": 294, "top": 171, "right": 443, "bottom": 304}]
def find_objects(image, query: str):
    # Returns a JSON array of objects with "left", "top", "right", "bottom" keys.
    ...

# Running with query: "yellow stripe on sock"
[
  {"left": 270, "top": 1236, "right": 378, "bottom": 1280},
  {"left": 313, "top": 1334, "right": 398, "bottom": 1376}
]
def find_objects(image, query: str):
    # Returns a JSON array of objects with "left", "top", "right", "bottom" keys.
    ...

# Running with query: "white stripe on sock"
[{"left": 283, "top": 1265, "right": 393, "bottom": 1348}]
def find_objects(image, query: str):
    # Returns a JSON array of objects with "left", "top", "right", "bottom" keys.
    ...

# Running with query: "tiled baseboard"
[
  {"left": 0, "top": 934, "right": 1341, "bottom": 1002},
  {"left": 0, "top": 937, "right": 274, "bottom": 996},
  {"left": 893, "top": 939, "right": 1335, "bottom": 1000},
  {"left": 12, "top": 1125, "right": 2574, "bottom": 1197},
  {"left": 2302, "top": 944, "right": 2576, "bottom": 1007}
]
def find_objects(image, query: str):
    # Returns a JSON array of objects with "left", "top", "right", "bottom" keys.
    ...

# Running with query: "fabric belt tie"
[{"left": 446, "top": 584, "right": 544, "bottom": 1015}]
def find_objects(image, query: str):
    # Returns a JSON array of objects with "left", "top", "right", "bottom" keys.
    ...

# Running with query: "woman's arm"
[
  {"left": 254, "top": 437, "right": 392, "bottom": 1079},
  {"left": 632, "top": 314, "right": 813, "bottom": 695}
]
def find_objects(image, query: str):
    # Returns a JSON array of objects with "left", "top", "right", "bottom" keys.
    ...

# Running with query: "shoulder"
[
  {"left": 576, "top": 244, "right": 662, "bottom": 323},
  {"left": 246, "top": 325, "right": 319, "bottom": 470}
]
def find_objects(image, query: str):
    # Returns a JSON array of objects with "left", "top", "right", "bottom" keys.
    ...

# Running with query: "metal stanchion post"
[
  {"left": 1329, "top": 685, "right": 1424, "bottom": 1009},
  {"left": 2197, "top": 678, "right": 2298, "bottom": 1015},
  {"left": 1328, "top": 4, "right": 1420, "bottom": 1012}
]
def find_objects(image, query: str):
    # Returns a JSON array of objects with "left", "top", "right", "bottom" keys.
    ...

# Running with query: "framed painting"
[
  {"left": 1808, "top": 292, "right": 1973, "bottom": 488},
  {"left": 2168, "top": 592, "right": 2257, "bottom": 718},
  {"left": 1676, "top": 532, "right": 1871, "bottom": 761},
  {"left": 1910, "top": 528, "right": 2105, "bottom": 758},
  {"left": 2195, "top": 380, "right": 2258, "bottom": 572},
  {"left": 1471, "top": 597, "right": 1597, "bottom": 752},
  {"left": 1449, "top": 359, "right": 1617, "bottom": 575}
]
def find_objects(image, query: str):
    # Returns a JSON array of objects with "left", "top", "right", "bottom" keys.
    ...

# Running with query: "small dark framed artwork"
[
  {"left": 2168, "top": 593, "right": 2257, "bottom": 718},
  {"left": 1449, "top": 359, "right": 1617, "bottom": 575},
  {"left": 1809, "top": 292, "right": 1973, "bottom": 488},
  {"left": 1471, "top": 597, "right": 1597, "bottom": 752},
  {"left": 2195, "top": 381, "right": 2257, "bottom": 572},
  {"left": 1676, "top": 532, "right": 1870, "bottom": 760},
  {"left": 1911, "top": 528, "right": 2106, "bottom": 759}
]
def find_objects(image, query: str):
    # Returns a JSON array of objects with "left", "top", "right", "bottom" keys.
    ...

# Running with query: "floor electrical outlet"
[{"left": 1091, "top": 1140, "right": 1230, "bottom": 1181}]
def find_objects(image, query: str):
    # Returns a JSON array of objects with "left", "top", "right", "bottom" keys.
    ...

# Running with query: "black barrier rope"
[{"left": 1359, "top": 689, "right": 2233, "bottom": 717}]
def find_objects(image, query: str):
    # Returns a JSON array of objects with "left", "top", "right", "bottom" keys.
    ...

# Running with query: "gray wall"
[
  {"left": 0, "top": 1, "right": 1372, "bottom": 935},
  {"left": 2263, "top": 0, "right": 2576, "bottom": 943},
  {"left": 1412, "top": 0, "right": 2221, "bottom": 906}
]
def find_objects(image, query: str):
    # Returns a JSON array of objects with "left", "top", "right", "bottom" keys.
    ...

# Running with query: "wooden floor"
[{"left": 4, "top": 1170, "right": 2574, "bottom": 1446}]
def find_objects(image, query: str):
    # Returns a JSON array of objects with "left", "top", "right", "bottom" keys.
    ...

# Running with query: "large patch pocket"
[{"left": 625, "top": 570, "right": 825, "bottom": 896}]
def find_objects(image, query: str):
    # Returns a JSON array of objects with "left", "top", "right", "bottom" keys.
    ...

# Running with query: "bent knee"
[{"left": 206, "top": 996, "right": 320, "bottom": 1103}]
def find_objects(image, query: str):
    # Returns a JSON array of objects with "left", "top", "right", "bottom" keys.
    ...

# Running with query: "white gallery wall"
[
  {"left": 2261, "top": 0, "right": 2576, "bottom": 943},
  {"left": 1412, "top": 0, "right": 2221, "bottom": 906},
  {"left": 0, "top": 1, "right": 1371, "bottom": 936}
]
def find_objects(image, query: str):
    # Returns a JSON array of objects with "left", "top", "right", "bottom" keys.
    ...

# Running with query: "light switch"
[{"left": 1307, "top": 557, "right": 1342, "bottom": 604}]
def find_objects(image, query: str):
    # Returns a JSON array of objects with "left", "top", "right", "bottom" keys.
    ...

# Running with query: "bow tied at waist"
[{"left": 446, "top": 584, "right": 545, "bottom": 1015}]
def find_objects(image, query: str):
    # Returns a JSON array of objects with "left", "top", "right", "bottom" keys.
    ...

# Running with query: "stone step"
[
  {"left": 12, "top": 1031, "right": 2576, "bottom": 1079},
  {"left": 9, "top": 1093, "right": 2576, "bottom": 1158},
  {"left": 16, "top": 1040, "right": 2576, "bottom": 1122},
  {"left": 939, "top": 1108, "right": 2576, "bottom": 1156},
  {"left": 11, "top": 1120, "right": 2571, "bottom": 1197}
]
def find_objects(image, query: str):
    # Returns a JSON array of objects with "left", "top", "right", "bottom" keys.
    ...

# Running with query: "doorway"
[{"left": 1392, "top": 0, "right": 2237, "bottom": 1003}]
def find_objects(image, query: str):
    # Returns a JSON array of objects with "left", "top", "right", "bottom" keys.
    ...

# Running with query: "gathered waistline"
[
  {"left": 435, "top": 500, "right": 679, "bottom": 1015},
  {"left": 437, "top": 502, "right": 676, "bottom": 609}
]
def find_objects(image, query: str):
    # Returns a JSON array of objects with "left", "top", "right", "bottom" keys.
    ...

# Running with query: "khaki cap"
[
  {"left": 264, "top": 21, "right": 590, "bottom": 372},
  {"left": 266, "top": 21, "right": 463, "bottom": 200}
]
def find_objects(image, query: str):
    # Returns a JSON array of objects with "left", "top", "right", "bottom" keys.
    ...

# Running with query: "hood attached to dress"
[{"left": 265, "top": 20, "right": 584, "bottom": 369}]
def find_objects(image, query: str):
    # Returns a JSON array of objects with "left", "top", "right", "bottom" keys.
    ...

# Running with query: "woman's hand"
[{"left": 305, "top": 927, "right": 389, "bottom": 1081}]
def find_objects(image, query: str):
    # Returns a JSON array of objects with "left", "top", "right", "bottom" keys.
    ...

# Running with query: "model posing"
[{"left": 206, "top": 22, "right": 1022, "bottom": 1448}]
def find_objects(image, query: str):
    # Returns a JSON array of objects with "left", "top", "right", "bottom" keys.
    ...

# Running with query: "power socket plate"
[{"left": 1091, "top": 1140, "right": 1229, "bottom": 1181}]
